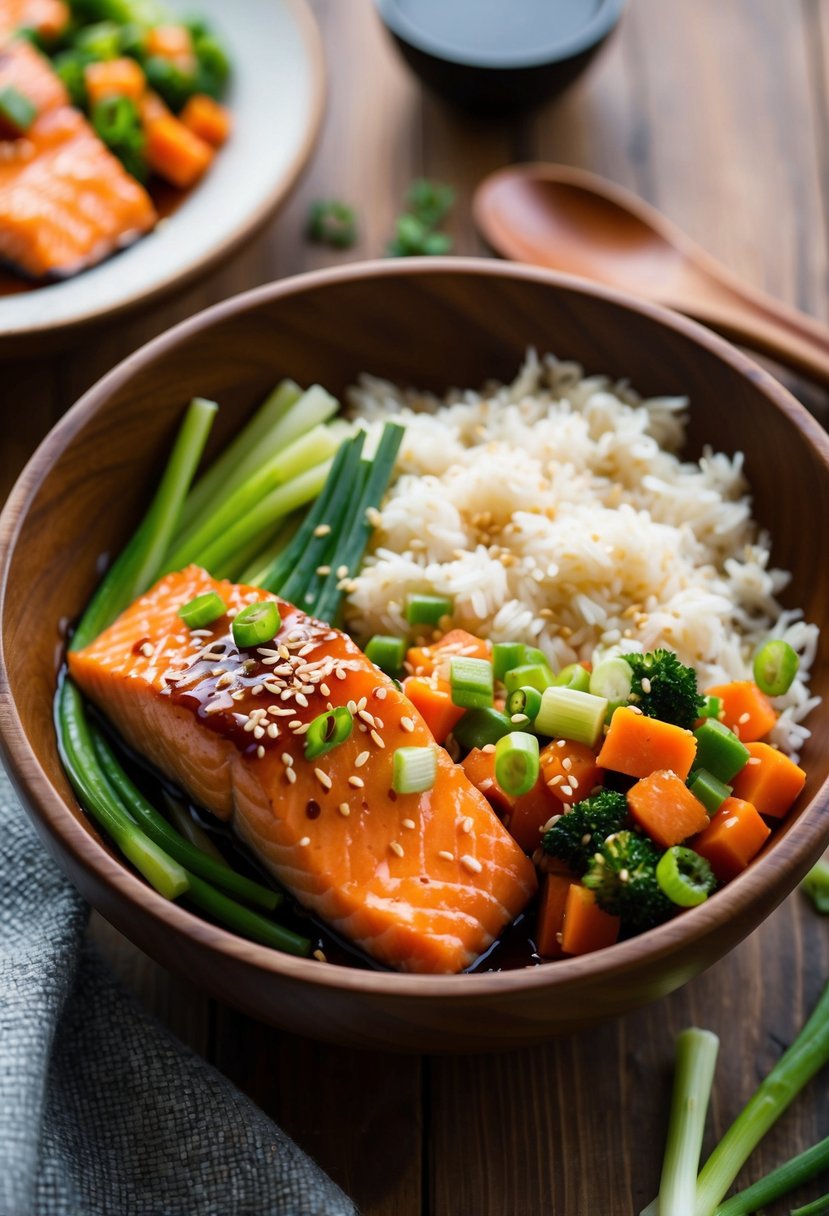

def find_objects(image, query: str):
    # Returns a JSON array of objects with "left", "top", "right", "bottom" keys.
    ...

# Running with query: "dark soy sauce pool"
[{"left": 389, "top": 0, "right": 605, "bottom": 59}]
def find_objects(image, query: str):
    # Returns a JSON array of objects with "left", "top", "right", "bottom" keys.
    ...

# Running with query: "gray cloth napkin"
[{"left": 0, "top": 765, "right": 357, "bottom": 1216}]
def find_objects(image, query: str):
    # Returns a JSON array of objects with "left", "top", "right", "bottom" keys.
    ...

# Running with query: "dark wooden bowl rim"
[{"left": 3, "top": 257, "right": 829, "bottom": 1000}]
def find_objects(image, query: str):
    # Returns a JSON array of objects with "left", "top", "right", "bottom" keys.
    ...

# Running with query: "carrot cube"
[
  {"left": 403, "top": 676, "right": 465, "bottom": 744},
  {"left": 627, "top": 769, "right": 710, "bottom": 848},
  {"left": 691, "top": 796, "right": 771, "bottom": 882},
  {"left": 705, "top": 681, "right": 777, "bottom": 742},
  {"left": 540, "top": 738, "right": 602, "bottom": 806},
  {"left": 536, "top": 872, "right": 575, "bottom": 958},
  {"left": 596, "top": 706, "right": 697, "bottom": 781},
  {"left": 145, "top": 24, "right": 195, "bottom": 67},
  {"left": 560, "top": 885, "right": 620, "bottom": 955},
  {"left": 730, "top": 741, "right": 806, "bottom": 819},
  {"left": 461, "top": 747, "right": 560, "bottom": 852},
  {"left": 144, "top": 112, "right": 213, "bottom": 188},
  {"left": 85, "top": 58, "right": 146, "bottom": 106},
  {"left": 180, "top": 93, "right": 232, "bottom": 147}
]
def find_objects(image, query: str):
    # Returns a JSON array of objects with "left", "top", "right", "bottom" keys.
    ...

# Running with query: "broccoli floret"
[
  {"left": 541, "top": 789, "right": 628, "bottom": 875},
  {"left": 583, "top": 830, "right": 673, "bottom": 931},
  {"left": 622, "top": 648, "right": 705, "bottom": 730}
]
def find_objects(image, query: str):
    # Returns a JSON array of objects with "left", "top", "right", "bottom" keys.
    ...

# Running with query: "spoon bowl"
[{"left": 475, "top": 163, "right": 829, "bottom": 386}]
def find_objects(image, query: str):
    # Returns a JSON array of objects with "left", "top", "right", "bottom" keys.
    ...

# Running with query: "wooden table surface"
[{"left": 6, "top": 2, "right": 829, "bottom": 1212}]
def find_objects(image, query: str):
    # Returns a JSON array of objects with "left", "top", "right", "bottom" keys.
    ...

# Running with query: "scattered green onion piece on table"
[
  {"left": 406, "top": 178, "right": 455, "bottom": 227},
  {"left": 405, "top": 593, "right": 453, "bottom": 627},
  {"left": 699, "top": 694, "right": 723, "bottom": 720},
  {"left": 387, "top": 213, "right": 452, "bottom": 257},
  {"left": 178, "top": 590, "right": 226, "bottom": 629},
  {"left": 504, "top": 663, "right": 554, "bottom": 696},
  {"left": 392, "top": 745, "right": 437, "bottom": 794},
  {"left": 589, "top": 657, "right": 634, "bottom": 704},
  {"left": 0, "top": 85, "right": 37, "bottom": 133},
  {"left": 452, "top": 707, "right": 512, "bottom": 752},
  {"left": 365, "top": 634, "right": 407, "bottom": 676},
  {"left": 231, "top": 601, "right": 281, "bottom": 649},
  {"left": 450, "top": 656, "right": 494, "bottom": 709},
  {"left": 494, "top": 731, "right": 539, "bottom": 797},
  {"left": 534, "top": 686, "right": 608, "bottom": 748},
  {"left": 693, "top": 718, "right": 751, "bottom": 784},
  {"left": 306, "top": 199, "right": 357, "bottom": 248},
  {"left": 791, "top": 1193, "right": 829, "bottom": 1216},
  {"left": 801, "top": 860, "right": 829, "bottom": 913},
  {"left": 553, "top": 663, "right": 591, "bottom": 693},
  {"left": 656, "top": 847, "right": 715, "bottom": 907},
  {"left": 492, "top": 641, "right": 526, "bottom": 683},
  {"left": 715, "top": 1132, "right": 829, "bottom": 1216},
  {"left": 753, "top": 638, "right": 800, "bottom": 697},
  {"left": 687, "top": 768, "right": 732, "bottom": 817},
  {"left": 506, "top": 686, "right": 543, "bottom": 725},
  {"left": 304, "top": 707, "right": 353, "bottom": 761},
  {"left": 656, "top": 1027, "right": 720, "bottom": 1216}
]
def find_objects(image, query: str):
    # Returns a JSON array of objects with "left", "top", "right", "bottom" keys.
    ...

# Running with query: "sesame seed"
[
  {"left": 569, "top": 775, "right": 580, "bottom": 789},
  {"left": 335, "top": 668, "right": 347, "bottom": 680},
  {"left": 511, "top": 713, "right": 529, "bottom": 725},
  {"left": 375, "top": 687, "right": 387, "bottom": 700},
  {"left": 560, "top": 785, "right": 573, "bottom": 797},
  {"left": 252, "top": 683, "right": 264, "bottom": 696},
  {"left": 358, "top": 709, "right": 376, "bottom": 726},
  {"left": 402, "top": 818, "right": 416, "bottom": 830},
  {"left": 337, "top": 564, "right": 349, "bottom": 579},
  {"left": 320, "top": 683, "right": 330, "bottom": 697},
  {"left": 629, "top": 705, "right": 644, "bottom": 715},
  {"left": 355, "top": 751, "right": 370, "bottom": 767},
  {"left": 400, "top": 716, "right": 415, "bottom": 733},
  {"left": 738, "top": 711, "right": 751, "bottom": 725},
  {"left": 312, "top": 948, "right": 327, "bottom": 962},
  {"left": 313, "top": 524, "right": 332, "bottom": 537},
  {"left": 256, "top": 745, "right": 265, "bottom": 758},
  {"left": 438, "top": 850, "right": 455, "bottom": 862},
  {"left": 390, "top": 841, "right": 404, "bottom": 858},
  {"left": 581, "top": 833, "right": 592, "bottom": 845},
  {"left": 285, "top": 768, "right": 297, "bottom": 784},
  {"left": 548, "top": 774, "right": 563, "bottom": 787},
  {"left": 348, "top": 775, "right": 364, "bottom": 788},
  {"left": 204, "top": 701, "right": 224, "bottom": 715},
  {"left": 370, "top": 729, "right": 385, "bottom": 749},
  {"left": 747, "top": 756, "right": 762, "bottom": 766},
  {"left": 641, "top": 677, "right": 652, "bottom": 694},
  {"left": 481, "top": 743, "right": 496, "bottom": 754},
  {"left": 461, "top": 854, "right": 482, "bottom": 874},
  {"left": 619, "top": 868, "right": 630, "bottom": 883},
  {"left": 296, "top": 693, "right": 309, "bottom": 708},
  {"left": 281, "top": 752, "right": 294, "bottom": 766},
  {"left": 338, "top": 802, "right": 351, "bottom": 816},
  {"left": 254, "top": 726, "right": 265, "bottom": 739},
  {"left": 231, "top": 690, "right": 246, "bottom": 701},
  {"left": 267, "top": 723, "right": 280, "bottom": 739},
  {"left": 299, "top": 836, "right": 311, "bottom": 847},
  {"left": 314, "top": 768, "right": 333, "bottom": 790},
  {"left": 243, "top": 719, "right": 257, "bottom": 733},
  {"left": 562, "top": 757, "right": 572, "bottom": 772},
  {"left": 140, "top": 643, "right": 154, "bottom": 658}
]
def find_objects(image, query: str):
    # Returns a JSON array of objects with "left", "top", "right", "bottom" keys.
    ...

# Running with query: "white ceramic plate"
[{"left": 0, "top": 0, "right": 325, "bottom": 342}]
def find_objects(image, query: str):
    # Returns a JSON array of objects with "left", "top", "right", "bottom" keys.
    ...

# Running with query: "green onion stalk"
[
  {"left": 657, "top": 1028, "right": 719, "bottom": 1216},
  {"left": 714, "top": 1133, "right": 829, "bottom": 1215}
]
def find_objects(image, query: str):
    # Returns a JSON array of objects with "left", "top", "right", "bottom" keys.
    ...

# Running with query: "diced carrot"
[
  {"left": 691, "top": 796, "right": 771, "bottom": 882},
  {"left": 138, "top": 89, "right": 170, "bottom": 125},
  {"left": 180, "top": 93, "right": 231, "bottom": 147},
  {"left": 144, "top": 112, "right": 213, "bottom": 188},
  {"left": 540, "top": 738, "right": 602, "bottom": 806},
  {"left": 596, "top": 706, "right": 697, "bottom": 781},
  {"left": 730, "top": 741, "right": 806, "bottom": 819},
  {"left": 461, "top": 747, "right": 560, "bottom": 852},
  {"left": 627, "top": 769, "right": 710, "bottom": 849},
  {"left": 705, "top": 681, "right": 777, "bottom": 743},
  {"left": 536, "top": 872, "right": 576, "bottom": 958},
  {"left": 405, "top": 629, "right": 490, "bottom": 679},
  {"left": 85, "top": 58, "right": 146, "bottom": 106},
  {"left": 560, "top": 885, "right": 620, "bottom": 955},
  {"left": 403, "top": 676, "right": 465, "bottom": 744},
  {"left": 145, "top": 23, "right": 196, "bottom": 69}
]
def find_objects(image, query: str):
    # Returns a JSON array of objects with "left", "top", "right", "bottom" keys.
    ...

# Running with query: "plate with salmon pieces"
[{"left": 0, "top": 0, "right": 324, "bottom": 343}]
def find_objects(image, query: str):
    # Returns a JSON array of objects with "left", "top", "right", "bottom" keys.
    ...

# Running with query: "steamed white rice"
[{"left": 343, "top": 352, "right": 819, "bottom": 760}]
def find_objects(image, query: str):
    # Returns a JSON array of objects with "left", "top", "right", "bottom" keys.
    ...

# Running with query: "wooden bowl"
[{"left": 2, "top": 259, "right": 829, "bottom": 1052}]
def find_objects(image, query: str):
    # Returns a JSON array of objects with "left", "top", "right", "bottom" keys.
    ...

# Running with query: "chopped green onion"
[
  {"left": 306, "top": 199, "right": 357, "bottom": 248},
  {"left": 753, "top": 638, "right": 799, "bottom": 697},
  {"left": 506, "top": 686, "right": 543, "bottom": 725},
  {"left": 365, "top": 634, "right": 406, "bottom": 676},
  {"left": 392, "top": 745, "right": 437, "bottom": 794},
  {"left": 792, "top": 1193, "right": 829, "bottom": 1216},
  {"left": 452, "top": 707, "right": 512, "bottom": 752},
  {"left": 492, "top": 641, "right": 526, "bottom": 683},
  {"left": 687, "top": 767, "right": 731, "bottom": 816},
  {"left": 0, "top": 85, "right": 37, "bottom": 134},
  {"left": 504, "top": 663, "right": 554, "bottom": 696},
  {"left": 693, "top": 718, "right": 750, "bottom": 783},
  {"left": 405, "top": 593, "right": 453, "bottom": 627},
  {"left": 231, "top": 601, "right": 281, "bottom": 649},
  {"left": 534, "top": 686, "right": 608, "bottom": 748},
  {"left": 656, "top": 1028, "right": 720, "bottom": 1216},
  {"left": 656, "top": 847, "right": 715, "bottom": 907},
  {"left": 494, "top": 731, "right": 539, "bottom": 797},
  {"left": 406, "top": 178, "right": 455, "bottom": 228},
  {"left": 589, "top": 657, "right": 634, "bottom": 703},
  {"left": 522, "top": 646, "right": 551, "bottom": 668},
  {"left": 716, "top": 1132, "right": 829, "bottom": 1216},
  {"left": 177, "top": 590, "right": 226, "bottom": 629},
  {"left": 304, "top": 707, "right": 353, "bottom": 760},
  {"left": 450, "top": 656, "right": 494, "bottom": 709},
  {"left": 553, "top": 663, "right": 591, "bottom": 693},
  {"left": 699, "top": 694, "right": 723, "bottom": 720},
  {"left": 802, "top": 860, "right": 829, "bottom": 913}
]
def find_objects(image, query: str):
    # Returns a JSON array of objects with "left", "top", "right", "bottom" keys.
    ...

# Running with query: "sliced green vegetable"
[
  {"left": 365, "top": 635, "right": 406, "bottom": 676},
  {"left": 656, "top": 847, "right": 715, "bottom": 907},
  {"left": 406, "top": 178, "right": 454, "bottom": 228},
  {"left": 553, "top": 663, "right": 591, "bottom": 693},
  {"left": 492, "top": 641, "right": 526, "bottom": 683},
  {"left": 693, "top": 718, "right": 750, "bottom": 784},
  {"left": 699, "top": 694, "right": 723, "bottom": 720},
  {"left": 177, "top": 590, "right": 226, "bottom": 629},
  {"left": 687, "top": 767, "right": 732, "bottom": 816},
  {"left": 589, "top": 657, "right": 634, "bottom": 703},
  {"left": 506, "top": 686, "right": 543, "bottom": 725},
  {"left": 405, "top": 593, "right": 453, "bottom": 627},
  {"left": 802, "top": 860, "right": 829, "bottom": 914},
  {"left": 452, "top": 707, "right": 512, "bottom": 752},
  {"left": 716, "top": 1132, "right": 829, "bottom": 1216},
  {"left": 306, "top": 199, "right": 357, "bottom": 248},
  {"left": 90, "top": 95, "right": 146, "bottom": 181},
  {"left": 0, "top": 85, "right": 37, "bottom": 134},
  {"left": 392, "top": 745, "right": 437, "bottom": 794},
  {"left": 450, "top": 656, "right": 494, "bottom": 710},
  {"left": 494, "top": 731, "right": 539, "bottom": 797},
  {"left": 231, "top": 601, "right": 281, "bottom": 649},
  {"left": 753, "top": 638, "right": 799, "bottom": 697},
  {"left": 75, "top": 19, "right": 122, "bottom": 60},
  {"left": 504, "top": 663, "right": 554, "bottom": 696},
  {"left": 534, "top": 686, "right": 608, "bottom": 748},
  {"left": 304, "top": 707, "right": 353, "bottom": 761},
  {"left": 387, "top": 214, "right": 452, "bottom": 257}
]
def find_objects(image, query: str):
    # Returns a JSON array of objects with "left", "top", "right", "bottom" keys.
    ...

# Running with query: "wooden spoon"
[{"left": 474, "top": 163, "right": 829, "bottom": 386}]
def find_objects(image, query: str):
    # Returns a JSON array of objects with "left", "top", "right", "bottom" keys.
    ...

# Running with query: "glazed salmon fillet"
[
  {"left": 0, "top": 0, "right": 68, "bottom": 44},
  {"left": 0, "top": 105, "right": 156, "bottom": 277},
  {"left": 69, "top": 567, "right": 537, "bottom": 974},
  {"left": 0, "top": 39, "right": 68, "bottom": 113}
]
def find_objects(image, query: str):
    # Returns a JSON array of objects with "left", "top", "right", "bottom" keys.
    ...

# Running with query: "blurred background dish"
[
  {"left": 374, "top": 0, "right": 624, "bottom": 114},
  {"left": 0, "top": 0, "right": 324, "bottom": 346}
]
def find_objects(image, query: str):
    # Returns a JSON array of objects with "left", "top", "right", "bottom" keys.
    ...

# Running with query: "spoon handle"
[{"left": 679, "top": 286, "right": 829, "bottom": 389}]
